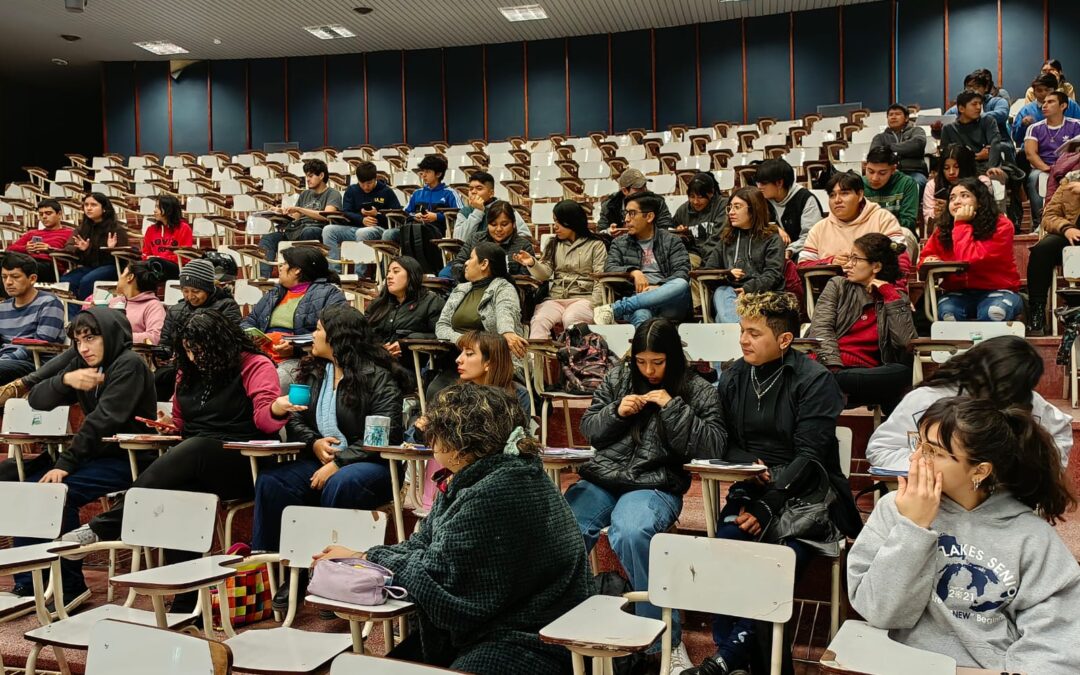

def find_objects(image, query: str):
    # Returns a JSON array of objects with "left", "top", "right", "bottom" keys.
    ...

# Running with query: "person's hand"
[
  {"left": 39, "top": 469, "right": 68, "bottom": 484},
  {"left": 643, "top": 389, "right": 672, "bottom": 408},
  {"left": 415, "top": 415, "right": 429, "bottom": 432},
  {"left": 730, "top": 268, "right": 745, "bottom": 280},
  {"left": 735, "top": 508, "right": 762, "bottom": 537},
  {"left": 750, "top": 459, "right": 771, "bottom": 485},
  {"left": 672, "top": 224, "right": 689, "bottom": 233},
  {"left": 362, "top": 216, "right": 378, "bottom": 227},
  {"left": 777, "top": 228, "right": 792, "bottom": 246},
  {"left": 1065, "top": 228, "right": 1080, "bottom": 245},
  {"left": 503, "top": 332, "right": 528, "bottom": 358},
  {"left": 27, "top": 242, "right": 46, "bottom": 254},
  {"left": 733, "top": 287, "right": 745, "bottom": 295},
  {"left": 468, "top": 194, "right": 486, "bottom": 210},
  {"left": 1021, "top": 115, "right": 1035, "bottom": 126},
  {"left": 512, "top": 250, "right": 536, "bottom": 267},
  {"left": 921, "top": 255, "right": 941, "bottom": 263},
  {"left": 385, "top": 341, "right": 402, "bottom": 358},
  {"left": 975, "top": 147, "right": 990, "bottom": 161},
  {"left": 272, "top": 341, "right": 295, "bottom": 358},
  {"left": 833, "top": 252, "right": 851, "bottom": 267},
  {"left": 72, "top": 234, "right": 90, "bottom": 251},
  {"left": 156, "top": 410, "right": 174, "bottom": 428},
  {"left": 313, "top": 545, "right": 363, "bottom": 562},
  {"left": 953, "top": 203, "right": 977, "bottom": 222},
  {"left": 986, "top": 167, "right": 1007, "bottom": 183},
  {"left": 607, "top": 226, "right": 628, "bottom": 237},
  {"left": 106, "top": 232, "right": 118, "bottom": 248},
  {"left": 271, "top": 395, "right": 308, "bottom": 417},
  {"left": 868, "top": 278, "right": 887, "bottom": 290},
  {"left": 310, "top": 461, "right": 340, "bottom": 489},
  {"left": 63, "top": 368, "right": 104, "bottom": 391},
  {"left": 933, "top": 198, "right": 946, "bottom": 219},
  {"left": 313, "top": 437, "right": 340, "bottom": 464},
  {"left": 420, "top": 211, "right": 438, "bottom": 223},
  {"left": 895, "top": 451, "right": 942, "bottom": 529},
  {"left": 630, "top": 270, "right": 649, "bottom": 293},
  {"left": 361, "top": 206, "right": 377, "bottom": 217},
  {"left": 617, "top": 394, "right": 647, "bottom": 417}
]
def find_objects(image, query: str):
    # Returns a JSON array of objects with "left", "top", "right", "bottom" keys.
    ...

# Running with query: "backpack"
[
  {"left": 556, "top": 324, "right": 618, "bottom": 395},
  {"left": 398, "top": 221, "right": 444, "bottom": 274}
]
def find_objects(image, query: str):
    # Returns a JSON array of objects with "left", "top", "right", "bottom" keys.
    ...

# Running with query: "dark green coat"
[{"left": 366, "top": 453, "right": 593, "bottom": 674}]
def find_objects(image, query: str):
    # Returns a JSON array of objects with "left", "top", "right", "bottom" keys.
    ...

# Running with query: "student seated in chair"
[
  {"left": 365, "top": 255, "right": 445, "bottom": 375},
  {"left": 1026, "top": 170, "right": 1080, "bottom": 335},
  {"left": 381, "top": 154, "right": 461, "bottom": 242},
  {"left": 597, "top": 168, "right": 674, "bottom": 236},
  {"left": 446, "top": 201, "right": 533, "bottom": 281},
  {"left": 569, "top": 318, "right": 724, "bottom": 673},
  {"left": 60, "top": 192, "right": 130, "bottom": 303},
  {"left": 753, "top": 158, "right": 823, "bottom": 259},
  {"left": 849, "top": 397, "right": 1080, "bottom": 675},
  {"left": 594, "top": 192, "right": 692, "bottom": 327},
  {"left": 940, "top": 90, "right": 1006, "bottom": 175},
  {"left": 807, "top": 233, "right": 916, "bottom": 413},
  {"left": 671, "top": 172, "right": 728, "bottom": 261},
  {"left": 862, "top": 146, "right": 920, "bottom": 235},
  {"left": 5, "top": 199, "right": 73, "bottom": 282},
  {"left": 870, "top": 104, "right": 929, "bottom": 193},
  {"left": 865, "top": 335, "right": 1073, "bottom": 471},
  {"left": 1023, "top": 91, "right": 1080, "bottom": 230},
  {"left": 323, "top": 160, "right": 402, "bottom": 272},
  {"left": 140, "top": 194, "right": 192, "bottom": 280},
  {"left": 103, "top": 260, "right": 167, "bottom": 345},
  {"left": 701, "top": 186, "right": 786, "bottom": 323},
  {"left": 4, "top": 308, "right": 155, "bottom": 605},
  {"left": 313, "top": 384, "right": 592, "bottom": 675},
  {"left": 922, "top": 145, "right": 994, "bottom": 235},
  {"left": 0, "top": 252, "right": 65, "bottom": 385},
  {"left": 452, "top": 170, "right": 530, "bottom": 241},
  {"left": 258, "top": 159, "right": 342, "bottom": 277},
  {"left": 918, "top": 178, "right": 1020, "bottom": 322}
]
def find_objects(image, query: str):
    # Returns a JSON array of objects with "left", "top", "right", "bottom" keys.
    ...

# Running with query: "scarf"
[{"left": 315, "top": 362, "right": 347, "bottom": 452}]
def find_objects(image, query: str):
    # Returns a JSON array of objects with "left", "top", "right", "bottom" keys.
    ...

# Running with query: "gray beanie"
[{"left": 178, "top": 259, "right": 216, "bottom": 294}]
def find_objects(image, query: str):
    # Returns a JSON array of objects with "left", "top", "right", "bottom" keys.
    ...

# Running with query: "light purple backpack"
[{"left": 307, "top": 558, "right": 407, "bottom": 606}]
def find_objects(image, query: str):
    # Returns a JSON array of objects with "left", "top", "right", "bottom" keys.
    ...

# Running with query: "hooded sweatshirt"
[
  {"left": 673, "top": 194, "right": 728, "bottom": 257},
  {"left": 107, "top": 291, "right": 166, "bottom": 345},
  {"left": 771, "top": 184, "right": 824, "bottom": 257},
  {"left": 862, "top": 172, "right": 920, "bottom": 233},
  {"left": 798, "top": 201, "right": 912, "bottom": 285},
  {"left": 918, "top": 214, "right": 1020, "bottom": 292},
  {"left": 848, "top": 491, "right": 1080, "bottom": 674},
  {"left": 341, "top": 180, "right": 403, "bottom": 229},
  {"left": 27, "top": 307, "right": 156, "bottom": 474}
]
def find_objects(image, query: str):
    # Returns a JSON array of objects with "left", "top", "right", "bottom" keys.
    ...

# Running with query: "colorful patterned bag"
[{"left": 210, "top": 544, "right": 273, "bottom": 629}]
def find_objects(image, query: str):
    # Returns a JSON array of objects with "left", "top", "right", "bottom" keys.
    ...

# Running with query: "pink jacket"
[
  {"left": 107, "top": 292, "right": 166, "bottom": 345},
  {"left": 171, "top": 352, "right": 286, "bottom": 435}
]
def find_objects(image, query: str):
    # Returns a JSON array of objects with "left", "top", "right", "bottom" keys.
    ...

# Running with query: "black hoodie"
[{"left": 28, "top": 307, "right": 156, "bottom": 474}]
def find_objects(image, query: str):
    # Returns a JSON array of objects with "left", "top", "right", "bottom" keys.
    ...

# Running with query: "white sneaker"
[
  {"left": 669, "top": 642, "right": 693, "bottom": 674},
  {"left": 593, "top": 304, "right": 615, "bottom": 325},
  {"left": 59, "top": 524, "right": 99, "bottom": 559}
]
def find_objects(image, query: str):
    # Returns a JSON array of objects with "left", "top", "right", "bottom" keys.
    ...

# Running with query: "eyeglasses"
[
  {"left": 727, "top": 203, "right": 747, "bottom": 212},
  {"left": 844, "top": 254, "right": 870, "bottom": 266},
  {"left": 908, "top": 434, "right": 951, "bottom": 460},
  {"left": 621, "top": 209, "right": 651, "bottom": 220}
]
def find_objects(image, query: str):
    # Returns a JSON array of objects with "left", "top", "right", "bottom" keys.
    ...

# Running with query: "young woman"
[
  {"left": 141, "top": 194, "right": 193, "bottom": 279},
  {"left": 1025, "top": 58, "right": 1075, "bottom": 101},
  {"left": 922, "top": 146, "right": 993, "bottom": 232},
  {"left": 313, "top": 384, "right": 592, "bottom": 675},
  {"left": 436, "top": 241, "right": 526, "bottom": 359},
  {"left": 61, "top": 192, "right": 130, "bottom": 301},
  {"left": 807, "top": 233, "right": 916, "bottom": 413},
  {"left": 64, "top": 309, "right": 303, "bottom": 612},
  {"left": 513, "top": 200, "right": 608, "bottom": 338},
  {"left": 918, "top": 178, "right": 1021, "bottom": 321},
  {"left": 447, "top": 201, "right": 533, "bottom": 281},
  {"left": 241, "top": 246, "right": 347, "bottom": 389},
  {"left": 364, "top": 255, "right": 445, "bottom": 368},
  {"left": 672, "top": 172, "right": 728, "bottom": 258},
  {"left": 252, "top": 306, "right": 405, "bottom": 605},
  {"left": 1025, "top": 170, "right": 1080, "bottom": 335},
  {"left": 107, "top": 260, "right": 167, "bottom": 345},
  {"left": 849, "top": 397, "right": 1080, "bottom": 674},
  {"left": 865, "top": 335, "right": 1073, "bottom": 470},
  {"left": 454, "top": 331, "right": 531, "bottom": 416},
  {"left": 569, "top": 318, "right": 724, "bottom": 670},
  {"left": 702, "top": 186, "right": 786, "bottom": 323}
]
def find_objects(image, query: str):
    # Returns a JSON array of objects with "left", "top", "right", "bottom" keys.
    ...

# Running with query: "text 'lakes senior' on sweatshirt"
[{"left": 847, "top": 491, "right": 1080, "bottom": 674}]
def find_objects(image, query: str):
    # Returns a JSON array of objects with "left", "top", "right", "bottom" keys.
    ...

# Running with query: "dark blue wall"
[{"left": 101, "top": 1, "right": 1068, "bottom": 153}]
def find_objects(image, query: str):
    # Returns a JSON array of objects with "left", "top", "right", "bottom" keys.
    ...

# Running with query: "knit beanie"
[{"left": 178, "top": 259, "right": 216, "bottom": 294}]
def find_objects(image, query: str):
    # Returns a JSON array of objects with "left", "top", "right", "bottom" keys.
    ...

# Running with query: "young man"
[
  {"left": 940, "top": 90, "right": 1003, "bottom": 173},
  {"left": 452, "top": 171, "right": 529, "bottom": 241},
  {"left": 321, "top": 161, "right": 401, "bottom": 271},
  {"left": 0, "top": 253, "right": 65, "bottom": 385},
  {"left": 1024, "top": 91, "right": 1080, "bottom": 228},
  {"left": 6, "top": 199, "right": 74, "bottom": 282},
  {"left": 1010, "top": 74, "right": 1080, "bottom": 145},
  {"left": 946, "top": 71, "right": 1011, "bottom": 141},
  {"left": 381, "top": 154, "right": 461, "bottom": 242},
  {"left": 597, "top": 168, "right": 673, "bottom": 235},
  {"left": 870, "top": 104, "right": 928, "bottom": 191},
  {"left": 684, "top": 291, "right": 861, "bottom": 675},
  {"left": 594, "top": 192, "right": 691, "bottom": 327},
  {"left": 862, "top": 147, "right": 920, "bottom": 234},
  {"left": 258, "top": 159, "right": 341, "bottom": 276},
  {"left": 753, "top": 159, "right": 823, "bottom": 258},
  {"left": 6, "top": 308, "right": 156, "bottom": 603}
]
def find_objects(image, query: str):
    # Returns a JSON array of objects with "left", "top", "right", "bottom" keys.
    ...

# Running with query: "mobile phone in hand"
[{"left": 135, "top": 416, "right": 178, "bottom": 433}]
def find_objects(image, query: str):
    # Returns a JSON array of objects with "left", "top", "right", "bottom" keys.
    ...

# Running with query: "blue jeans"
[
  {"left": 613, "top": 278, "right": 692, "bottom": 327},
  {"left": 382, "top": 228, "right": 401, "bottom": 242},
  {"left": 13, "top": 457, "right": 133, "bottom": 595},
  {"left": 259, "top": 227, "right": 324, "bottom": 277},
  {"left": 937, "top": 289, "right": 1022, "bottom": 321},
  {"left": 61, "top": 264, "right": 119, "bottom": 305},
  {"left": 251, "top": 458, "right": 392, "bottom": 552},
  {"left": 1026, "top": 168, "right": 1047, "bottom": 228},
  {"left": 905, "top": 171, "right": 928, "bottom": 198},
  {"left": 322, "top": 223, "right": 384, "bottom": 273},
  {"left": 566, "top": 480, "right": 683, "bottom": 650},
  {"left": 712, "top": 286, "right": 741, "bottom": 323},
  {"left": 709, "top": 523, "right": 814, "bottom": 670}
]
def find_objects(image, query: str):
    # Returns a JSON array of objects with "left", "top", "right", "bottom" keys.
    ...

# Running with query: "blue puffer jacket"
[{"left": 240, "top": 278, "right": 347, "bottom": 335}]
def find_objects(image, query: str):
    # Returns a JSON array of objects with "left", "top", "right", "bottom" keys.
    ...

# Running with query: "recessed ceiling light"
[
  {"left": 353, "top": 6, "right": 373, "bottom": 15},
  {"left": 499, "top": 4, "right": 548, "bottom": 21},
  {"left": 134, "top": 41, "right": 189, "bottom": 55},
  {"left": 303, "top": 24, "right": 356, "bottom": 40},
  {"left": 60, "top": 34, "right": 81, "bottom": 42}
]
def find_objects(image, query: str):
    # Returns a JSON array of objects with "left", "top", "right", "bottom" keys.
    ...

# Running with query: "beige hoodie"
[{"left": 798, "top": 200, "right": 907, "bottom": 264}]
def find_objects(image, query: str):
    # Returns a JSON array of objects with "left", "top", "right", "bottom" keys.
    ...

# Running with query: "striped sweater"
[{"left": 0, "top": 291, "right": 65, "bottom": 362}]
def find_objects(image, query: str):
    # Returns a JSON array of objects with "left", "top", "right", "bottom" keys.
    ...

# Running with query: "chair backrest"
[
  {"left": 1, "top": 398, "right": 70, "bottom": 436},
  {"left": 0, "top": 482, "right": 68, "bottom": 539},
  {"left": 1064, "top": 246, "right": 1080, "bottom": 280},
  {"left": 649, "top": 533, "right": 795, "bottom": 622},
  {"left": 163, "top": 281, "right": 183, "bottom": 306},
  {"left": 588, "top": 324, "right": 635, "bottom": 357},
  {"left": 280, "top": 506, "right": 388, "bottom": 569},
  {"left": 678, "top": 323, "right": 741, "bottom": 363},
  {"left": 339, "top": 241, "right": 377, "bottom": 265},
  {"left": 531, "top": 202, "right": 556, "bottom": 226},
  {"left": 120, "top": 488, "right": 219, "bottom": 553},
  {"left": 232, "top": 279, "right": 268, "bottom": 307},
  {"left": 86, "top": 619, "right": 232, "bottom": 675},
  {"left": 330, "top": 652, "right": 452, "bottom": 673},
  {"left": 929, "top": 321, "right": 1025, "bottom": 363},
  {"left": 836, "top": 426, "right": 853, "bottom": 478}
]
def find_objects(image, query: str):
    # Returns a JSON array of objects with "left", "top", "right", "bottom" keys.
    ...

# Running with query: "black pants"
[
  {"left": 1028, "top": 232, "right": 1071, "bottom": 307},
  {"left": 834, "top": 363, "right": 911, "bottom": 414}
]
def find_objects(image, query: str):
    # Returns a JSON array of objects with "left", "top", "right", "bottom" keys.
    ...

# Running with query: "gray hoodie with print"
[{"left": 848, "top": 491, "right": 1080, "bottom": 674}]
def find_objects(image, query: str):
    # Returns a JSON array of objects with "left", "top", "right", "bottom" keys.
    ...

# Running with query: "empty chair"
[{"left": 85, "top": 620, "right": 232, "bottom": 675}]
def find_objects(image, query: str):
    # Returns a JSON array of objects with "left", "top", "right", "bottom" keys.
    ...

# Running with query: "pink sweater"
[
  {"left": 107, "top": 292, "right": 166, "bottom": 345},
  {"left": 171, "top": 352, "right": 286, "bottom": 435}
]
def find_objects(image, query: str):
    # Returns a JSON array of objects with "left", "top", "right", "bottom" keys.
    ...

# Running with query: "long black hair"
[
  {"left": 125, "top": 259, "right": 166, "bottom": 293},
  {"left": 296, "top": 304, "right": 409, "bottom": 408},
  {"left": 365, "top": 255, "right": 425, "bottom": 327},
  {"left": 852, "top": 232, "right": 905, "bottom": 284},
  {"left": 629, "top": 318, "right": 688, "bottom": 397},
  {"left": 175, "top": 309, "right": 262, "bottom": 396},
  {"left": 472, "top": 241, "right": 514, "bottom": 284},
  {"left": 542, "top": 199, "right": 603, "bottom": 264},
  {"left": 920, "top": 335, "right": 1042, "bottom": 408},
  {"left": 281, "top": 246, "right": 341, "bottom": 284},
  {"left": 920, "top": 397, "right": 1076, "bottom": 524},
  {"left": 933, "top": 145, "right": 979, "bottom": 197},
  {"left": 936, "top": 177, "right": 1001, "bottom": 250},
  {"left": 154, "top": 194, "right": 183, "bottom": 231},
  {"left": 82, "top": 192, "right": 117, "bottom": 229}
]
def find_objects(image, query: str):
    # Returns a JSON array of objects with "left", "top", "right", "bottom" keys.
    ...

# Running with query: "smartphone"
[
  {"left": 135, "top": 416, "right": 178, "bottom": 433},
  {"left": 31, "top": 236, "right": 43, "bottom": 244},
  {"left": 244, "top": 326, "right": 272, "bottom": 345}
]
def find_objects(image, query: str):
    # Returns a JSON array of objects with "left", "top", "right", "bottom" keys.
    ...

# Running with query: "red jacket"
[
  {"left": 141, "top": 220, "right": 193, "bottom": 263},
  {"left": 918, "top": 214, "right": 1020, "bottom": 293},
  {"left": 7, "top": 227, "right": 74, "bottom": 262}
]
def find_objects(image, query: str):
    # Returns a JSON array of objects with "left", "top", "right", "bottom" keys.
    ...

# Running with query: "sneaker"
[
  {"left": 6, "top": 583, "right": 33, "bottom": 598},
  {"left": 682, "top": 655, "right": 730, "bottom": 675},
  {"left": 669, "top": 642, "right": 694, "bottom": 674},
  {"left": 60, "top": 524, "right": 100, "bottom": 560},
  {"left": 594, "top": 304, "right": 615, "bottom": 325}
]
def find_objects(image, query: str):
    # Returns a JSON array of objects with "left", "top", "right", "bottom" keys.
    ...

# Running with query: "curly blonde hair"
[
  {"left": 736, "top": 291, "right": 801, "bottom": 336},
  {"left": 425, "top": 384, "right": 539, "bottom": 463}
]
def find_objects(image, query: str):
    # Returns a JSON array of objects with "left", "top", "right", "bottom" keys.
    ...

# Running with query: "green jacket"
[{"left": 862, "top": 172, "right": 919, "bottom": 234}]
